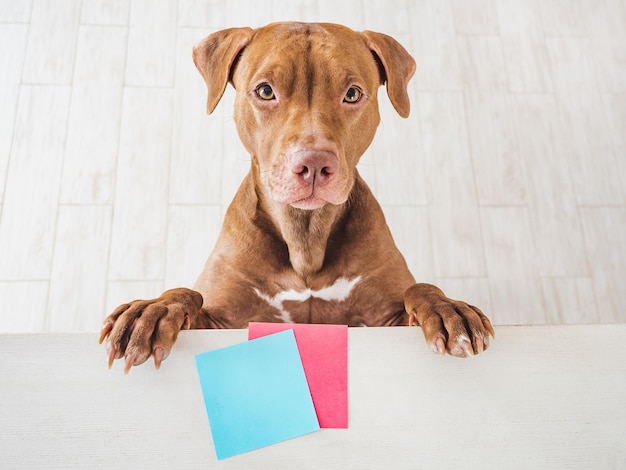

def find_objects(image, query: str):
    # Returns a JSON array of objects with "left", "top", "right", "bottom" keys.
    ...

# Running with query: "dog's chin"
[{"left": 288, "top": 195, "right": 329, "bottom": 211}]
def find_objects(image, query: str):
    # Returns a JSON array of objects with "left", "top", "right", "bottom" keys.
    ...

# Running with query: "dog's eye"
[
  {"left": 256, "top": 84, "right": 275, "bottom": 100},
  {"left": 344, "top": 86, "right": 362, "bottom": 104}
]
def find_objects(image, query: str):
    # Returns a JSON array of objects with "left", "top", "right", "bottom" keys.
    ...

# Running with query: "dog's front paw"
[
  {"left": 98, "top": 288, "right": 203, "bottom": 372},
  {"left": 404, "top": 284, "right": 495, "bottom": 357}
]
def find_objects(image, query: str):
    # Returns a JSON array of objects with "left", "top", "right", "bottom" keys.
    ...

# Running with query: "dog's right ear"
[{"left": 192, "top": 27, "right": 254, "bottom": 114}]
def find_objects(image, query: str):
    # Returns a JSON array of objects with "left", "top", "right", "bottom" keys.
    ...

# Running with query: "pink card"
[{"left": 248, "top": 322, "right": 348, "bottom": 428}]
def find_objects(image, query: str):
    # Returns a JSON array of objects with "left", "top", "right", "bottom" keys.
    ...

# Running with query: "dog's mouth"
[{"left": 289, "top": 194, "right": 329, "bottom": 210}]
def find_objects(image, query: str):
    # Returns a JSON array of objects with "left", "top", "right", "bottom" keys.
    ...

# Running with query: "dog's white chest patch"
[{"left": 253, "top": 276, "right": 362, "bottom": 323}]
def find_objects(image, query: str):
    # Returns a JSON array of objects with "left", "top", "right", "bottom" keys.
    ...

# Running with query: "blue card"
[{"left": 195, "top": 330, "right": 320, "bottom": 459}]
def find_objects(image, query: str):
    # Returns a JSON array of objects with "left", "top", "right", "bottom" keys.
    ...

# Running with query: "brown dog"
[{"left": 100, "top": 22, "right": 494, "bottom": 372}]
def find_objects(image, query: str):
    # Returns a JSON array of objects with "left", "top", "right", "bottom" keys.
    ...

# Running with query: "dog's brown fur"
[{"left": 100, "top": 22, "right": 494, "bottom": 372}]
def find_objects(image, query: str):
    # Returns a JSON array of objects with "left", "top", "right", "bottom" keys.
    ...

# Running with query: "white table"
[{"left": 1, "top": 326, "right": 625, "bottom": 469}]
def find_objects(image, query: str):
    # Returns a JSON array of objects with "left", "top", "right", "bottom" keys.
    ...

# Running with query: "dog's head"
[{"left": 193, "top": 22, "right": 415, "bottom": 210}]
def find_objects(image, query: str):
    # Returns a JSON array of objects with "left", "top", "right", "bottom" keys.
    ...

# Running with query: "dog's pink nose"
[{"left": 290, "top": 150, "right": 338, "bottom": 184}]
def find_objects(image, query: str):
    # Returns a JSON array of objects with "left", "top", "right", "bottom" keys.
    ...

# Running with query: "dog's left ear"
[
  {"left": 361, "top": 31, "right": 416, "bottom": 118},
  {"left": 193, "top": 27, "right": 255, "bottom": 114}
]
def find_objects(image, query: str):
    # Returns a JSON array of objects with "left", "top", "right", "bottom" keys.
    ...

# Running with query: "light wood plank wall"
[{"left": 1, "top": 0, "right": 625, "bottom": 332}]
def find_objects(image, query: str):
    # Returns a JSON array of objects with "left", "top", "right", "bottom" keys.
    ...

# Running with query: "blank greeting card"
[{"left": 195, "top": 330, "right": 320, "bottom": 459}]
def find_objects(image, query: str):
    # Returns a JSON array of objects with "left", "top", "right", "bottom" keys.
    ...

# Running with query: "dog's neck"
[
  {"left": 269, "top": 202, "right": 344, "bottom": 277},
  {"left": 247, "top": 160, "right": 352, "bottom": 278},
  {"left": 244, "top": 173, "right": 342, "bottom": 278}
]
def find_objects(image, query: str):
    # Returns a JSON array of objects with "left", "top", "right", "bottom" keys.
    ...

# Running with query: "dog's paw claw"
[
  {"left": 153, "top": 347, "right": 165, "bottom": 370},
  {"left": 482, "top": 317, "right": 495, "bottom": 338},
  {"left": 124, "top": 353, "right": 136, "bottom": 374},
  {"left": 429, "top": 336, "right": 446, "bottom": 356},
  {"left": 98, "top": 321, "right": 113, "bottom": 344},
  {"left": 474, "top": 336, "right": 485, "bottom": 355},
  {"left": 449, "top": 335, "right": 473, "bottom": 357},
  {"left": 107, "top": 343, "right": 117, "bottom": 369}
]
